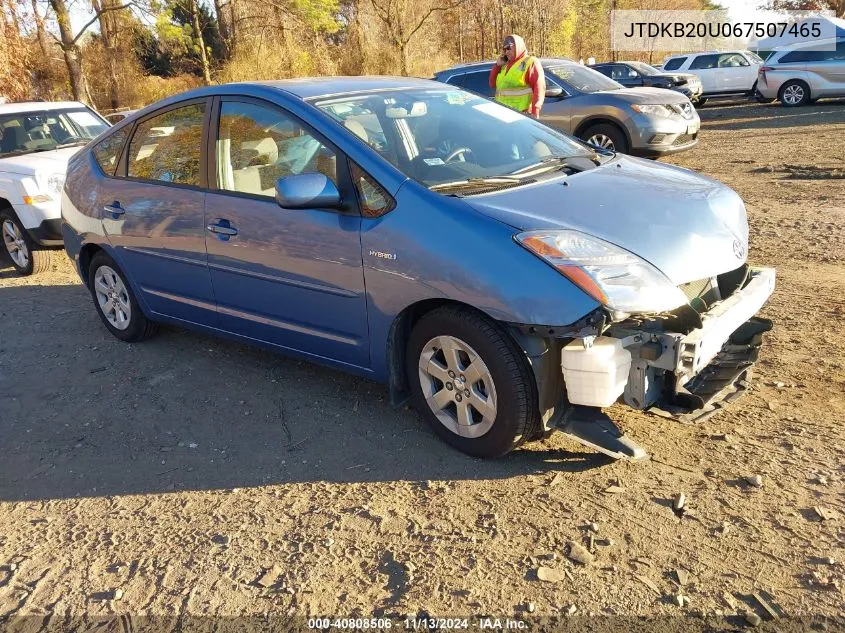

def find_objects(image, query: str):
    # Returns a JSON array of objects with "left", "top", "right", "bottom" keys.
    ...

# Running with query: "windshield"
[
  {"left": 547, "top": 64, "right": 623, "bottom": 93},
  {"left": 745, "top": 51, "right": 764, "bottom": 64},
  {"left": 627, "top": 61, "right": 662, "bottom": 76},
  {"left": 315, "top": 88, "right": 594, "bottom": 191},
  {"left": 0, "top": 108, "right": 108, "bottom": 159}
]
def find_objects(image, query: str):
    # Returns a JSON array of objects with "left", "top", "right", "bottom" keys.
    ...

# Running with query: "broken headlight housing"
[{"left": 516, "top": 229, "right": 688, "bottom": 315}]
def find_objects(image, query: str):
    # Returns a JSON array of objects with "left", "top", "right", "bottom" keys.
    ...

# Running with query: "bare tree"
[
  {"left": 369, "top": 0, "right": 466, "bottom": 75},
  {"left": 92, "top": 0, "right": 123, "bottom": 108},
  {"left": 31, "top": 0, "right": 51, "bottom": 58},
  {"left": 48, "top": 0, "right": 134, "bottom": 103},
  {"left": 769, "top": 0, "right": 844, "bottom": 17},
  {"left": 213, "top": 0, "right": 234, "bottom": 59},
  {"left": 187, "top": 0, "right": 212, "bottom": 83}
]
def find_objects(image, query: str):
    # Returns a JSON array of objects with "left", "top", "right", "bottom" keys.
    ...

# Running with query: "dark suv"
[{"left": 590, "top": 61, "right": 704, "bottom": 105}]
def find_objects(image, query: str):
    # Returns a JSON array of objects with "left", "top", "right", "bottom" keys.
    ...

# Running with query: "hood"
[
  {"left": 465, "top": 156, "right": 749, "bottom": 286},
  {"left": 597, "top": 87, "right": 693, "bottom": 104},
  {"left": 0, "top": 146, "right": 82, "bottom": 176}
]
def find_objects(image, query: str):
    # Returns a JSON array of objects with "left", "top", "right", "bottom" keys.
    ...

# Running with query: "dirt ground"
[{"left": 1, "top": 99, "right": 844, "bottom": 632}]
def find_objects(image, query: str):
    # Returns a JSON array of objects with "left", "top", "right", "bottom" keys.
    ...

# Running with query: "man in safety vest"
[{"left": 489, "top": 34, "right": 546, "bottom": 118}]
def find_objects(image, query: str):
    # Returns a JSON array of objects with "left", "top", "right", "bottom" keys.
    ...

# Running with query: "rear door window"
[
  {"left": 462, "top": 71, "right": 494, "bottom": 97},
  {"left": 127, "top": 102, "right": 206, "bottom": 186},
  {"left": 779, "top": 49, "right": 840, "bottom": 63},
  {"left": 663, "top": 57, "right": 687, "bottom": 71},
  {"left": 690, "top": 54, "right": 720, "bottom": 70}
]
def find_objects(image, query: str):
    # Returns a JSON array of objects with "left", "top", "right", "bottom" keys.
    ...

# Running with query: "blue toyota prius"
[{"left": 62, "top": 78, "right": 775, "bottom": 459}]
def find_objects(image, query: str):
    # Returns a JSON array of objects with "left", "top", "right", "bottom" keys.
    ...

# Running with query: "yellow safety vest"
[{"left": 495, "top": 56, "right": 535, "bottom": 112}]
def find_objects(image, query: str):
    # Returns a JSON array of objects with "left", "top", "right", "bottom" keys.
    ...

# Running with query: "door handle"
[
  {"left": 206, "top": 220, "right": 238, "bottom": 238},
  {"left": 103, "top": 201, "right": 125, "bottom": 217}
]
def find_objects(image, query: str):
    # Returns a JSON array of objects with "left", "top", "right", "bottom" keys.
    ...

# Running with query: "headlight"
[
  {"left": 516, "top": 230, "right": 688, "bottom": 314},
  {"left": 631, "top": 104, "right": 674, "bottom": 117},
  {"left": 46, "top": 173, "right": 66, "bottom": 194}
]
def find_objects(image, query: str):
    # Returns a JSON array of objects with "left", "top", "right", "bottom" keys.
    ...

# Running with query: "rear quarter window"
[
  {"left": 92, "top": 126, "right": 130, "bottom": 177},
  {"left": 663, "top": 57, "right": 687, "bottom": 71}
]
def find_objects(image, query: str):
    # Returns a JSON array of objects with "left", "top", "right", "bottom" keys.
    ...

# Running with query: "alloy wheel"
[
  {"left": 587, "top": 134, "right": 615, "bottom": 151},
  {"left": 94, "top": 265, "right": 132, "bottom": 330},
  {"left": 783, "top": 84, "right": 805, "bottom": 105},
  {"left": 2, "top": 219, "right": 30, "bottom": 270},
  {"left": 417, "top": 335, "right": 498, "bottom": 439}
]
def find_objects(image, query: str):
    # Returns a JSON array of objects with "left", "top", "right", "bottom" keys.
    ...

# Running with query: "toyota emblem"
[{"left": 733, "top": 239, "right": 746, "bottom": 260}]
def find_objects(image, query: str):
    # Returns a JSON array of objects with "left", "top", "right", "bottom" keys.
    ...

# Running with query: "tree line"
[{"left": 1, "top": 0, "right": 841, "bottom": 112}]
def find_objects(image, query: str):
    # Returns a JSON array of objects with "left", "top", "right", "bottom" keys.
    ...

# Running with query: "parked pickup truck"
[{"left": 0, "top": 101, "right": 109, "bottom": 275}]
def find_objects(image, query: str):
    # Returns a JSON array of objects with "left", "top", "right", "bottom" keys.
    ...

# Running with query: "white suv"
[
  {"left": 661, "top": 50, "right": 765, "bottom": 104},
  {"left": 0, "top": 101, "right": 109, "bottom": 275}
]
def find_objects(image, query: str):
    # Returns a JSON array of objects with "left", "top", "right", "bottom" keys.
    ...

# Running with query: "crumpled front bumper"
[
  {"left": 611, "top": 266, "right": 776, "bottom": 412},
  {"left": 554, "top": 267, "right": 775, "bottom": 459}
]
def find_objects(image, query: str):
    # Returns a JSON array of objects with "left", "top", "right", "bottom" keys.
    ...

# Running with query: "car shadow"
[{"left": 0, "top": 277, "right": 611, "bottom": 503}]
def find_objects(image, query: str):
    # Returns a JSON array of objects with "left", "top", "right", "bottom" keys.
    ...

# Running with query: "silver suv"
[
  {"left": 434, "top": 59, "right": 700, "bottom": 157},
  {"left": 756, "top": 37, "right": 845, "bottom": 106}
]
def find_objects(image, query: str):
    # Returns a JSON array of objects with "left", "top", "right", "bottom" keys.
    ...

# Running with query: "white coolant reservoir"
[{"left": 561, "top": 337, "right": 632, "bottom": 408}]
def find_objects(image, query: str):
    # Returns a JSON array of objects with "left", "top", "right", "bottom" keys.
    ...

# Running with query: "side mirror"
[
  {"left": 275, "top": 173, "right": 341, "bottom": 210},
  {"left": 545, "top": 87, "right": 564, "bottom": 98}
]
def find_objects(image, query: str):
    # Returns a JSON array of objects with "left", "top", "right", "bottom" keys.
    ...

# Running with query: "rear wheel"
[
  {"left": 1, "top": 210, "right": 54, "bottom": 276},
  {"left": 581, "top": 123, "right": 628, "bottom": 154},
  {"left": 406, "top": 306, "right": 540, "bottom": 458},
  {"left": 88, "top": 251, "right": 157, "bottom": 342},
  {"left": 779, "top": 80, "right": 810, "bottom": 107}
]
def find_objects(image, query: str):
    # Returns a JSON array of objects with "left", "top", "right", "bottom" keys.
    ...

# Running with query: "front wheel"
[
  {"left": 406, "top": 306, "right": 540, "bottom": 458},
  {"left": 581, "top": 123, "right": 628, "bottom": 154},
  {"left": 88, "top": 251, "right": 157, "bottom": 342},
  {"left": 1, "top": 210, "right": 53, "bottom": 276},
  {"left": 779, "top": 80, "right": 810, "bottom": 107}
]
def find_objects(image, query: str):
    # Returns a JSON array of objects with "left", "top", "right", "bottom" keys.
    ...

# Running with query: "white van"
[{"left": 756, "top": 37, "right": 845, "bottom": 106}]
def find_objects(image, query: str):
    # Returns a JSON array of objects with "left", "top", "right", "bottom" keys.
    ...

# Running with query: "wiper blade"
[
  {"left": 540, "top": 153, "right": 599, "bottom": 165},
  {"left": 55, "top": 141, "right": 88, "bottom": 149},
  {"left": 511, "top": 153, "right": 600, "bottom": 176},
  {"left": 3, "top": 147, "right": 54, "bottom": 156},
  {"left": 429, "top": 176, "right": 522, "bottom": 192}
]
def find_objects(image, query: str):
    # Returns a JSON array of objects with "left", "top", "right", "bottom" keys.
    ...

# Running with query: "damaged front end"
[
  {"left": 525, "top": 264, "right": 776, "bottom": 460},
  {"left": 608, "top": 264, "right": 775, "bottom": 419}
]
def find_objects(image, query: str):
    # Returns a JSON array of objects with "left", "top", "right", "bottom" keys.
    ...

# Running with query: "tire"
[
  {"left": 406, "top": 306, "right": 540, "bottom": 458},
  {"left": 87, "top": 251, "right": 157, "bottom": 343},
  {"left": 581, "top": 123, "right": 629, "bottom": 154},
  {"left": 779, "top": 80, "right": 810, "bottom": 107},
  {"left": 1, "top": 209, "right": 53, "bottom": 276}
]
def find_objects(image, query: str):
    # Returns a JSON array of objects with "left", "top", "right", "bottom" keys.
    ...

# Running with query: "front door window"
[{"left": 216, "top": 101, "right": 337, "bottom": 198}]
